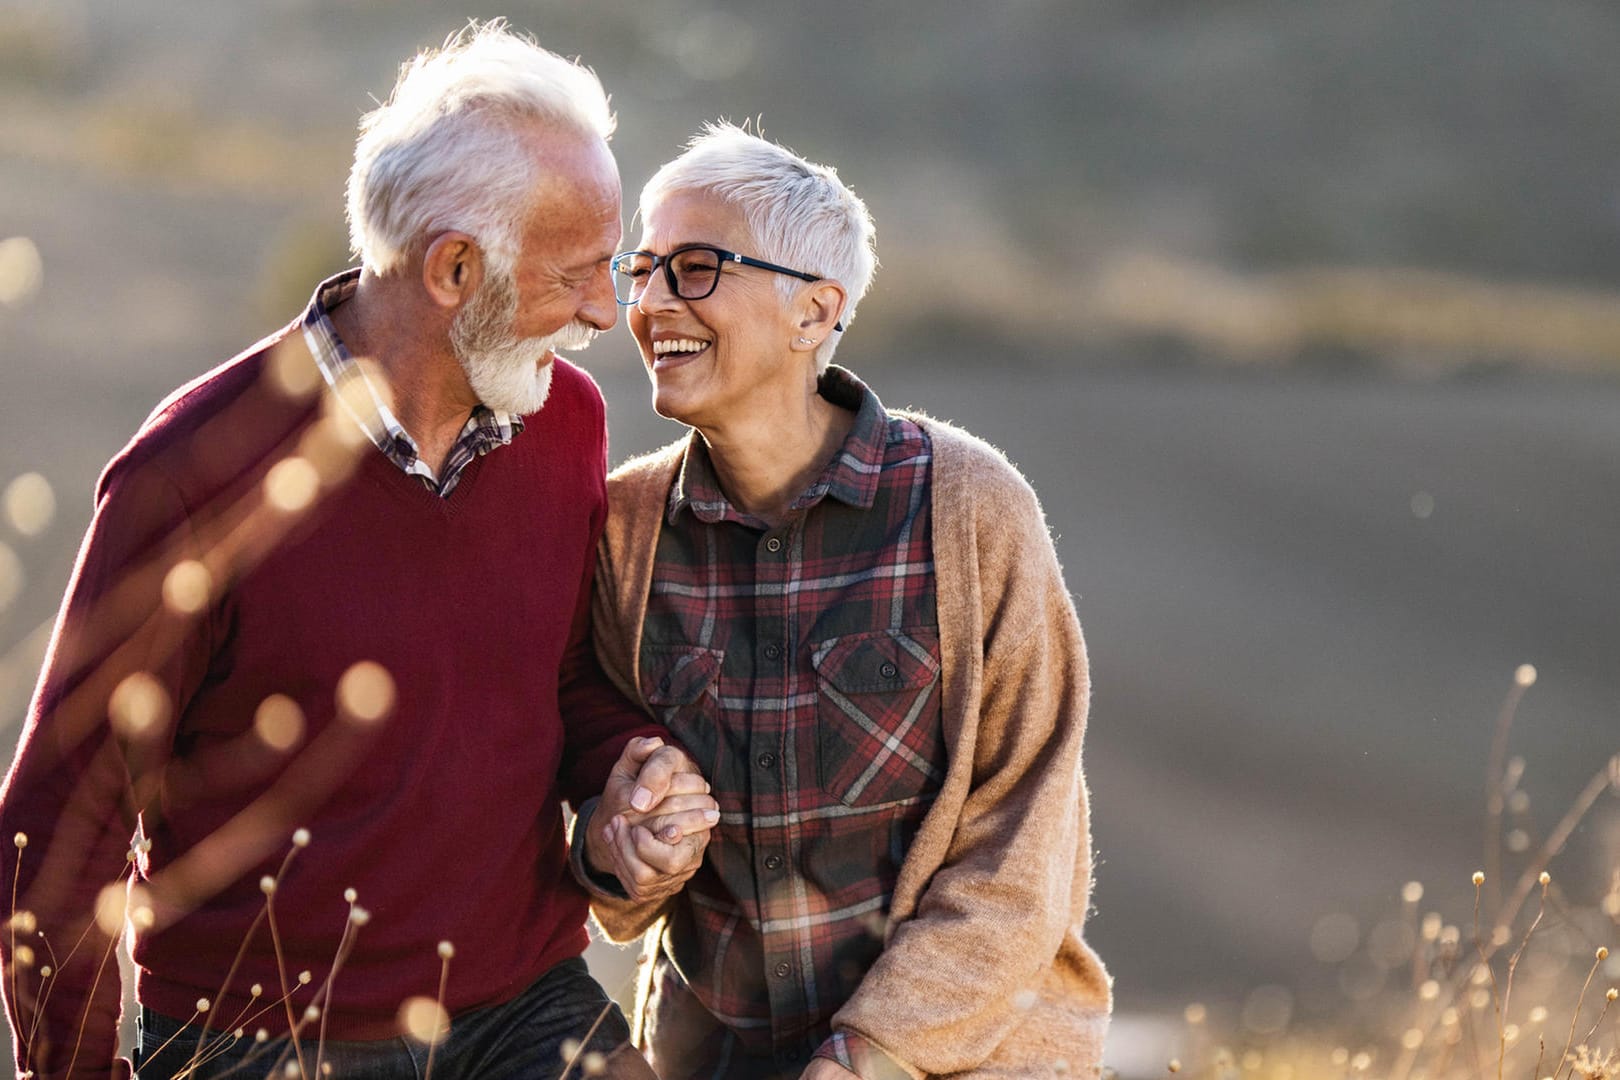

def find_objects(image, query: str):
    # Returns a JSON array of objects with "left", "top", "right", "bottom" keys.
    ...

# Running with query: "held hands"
[
  {"left": 801, "top": 1060, "right": 862, "bottom": 1080},
  {"left": 586, "top": 736, "right": 718, "bottom": 902}
]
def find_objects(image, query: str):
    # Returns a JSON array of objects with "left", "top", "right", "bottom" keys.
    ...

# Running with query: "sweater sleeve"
[
  {"left": 555, "top": 398, "right": 669, "bottom": 808},
  {"left": 581, "top": 458, "right": 682, "bottom": 943},
  {"left": 0, "top": 454, "right": 212, "bottom": 1080},
  {"left": 827, "top": 460, "right": 1107, "bottom": 1078}
]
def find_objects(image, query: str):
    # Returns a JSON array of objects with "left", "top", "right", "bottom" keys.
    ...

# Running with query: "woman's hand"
[{"left": 586, "top": 736, "right": 719, "bottom": 901}]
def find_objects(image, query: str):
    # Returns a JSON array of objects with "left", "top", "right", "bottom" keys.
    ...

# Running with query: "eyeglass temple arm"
[{"left": 723, "top": 252, "right": 844, "bottom": 331}]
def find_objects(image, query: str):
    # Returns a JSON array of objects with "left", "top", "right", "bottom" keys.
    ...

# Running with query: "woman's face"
[{"left": 628, "top": 189, "right": 807, "bottom": 433}]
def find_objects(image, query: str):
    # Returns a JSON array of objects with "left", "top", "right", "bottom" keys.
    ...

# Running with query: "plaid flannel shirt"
[
  {"left": 640, "top": 366, "right": 943, "bottom": 1077},
  {"left": 303, "top": 270, "right": 523, "bottom": 498}
]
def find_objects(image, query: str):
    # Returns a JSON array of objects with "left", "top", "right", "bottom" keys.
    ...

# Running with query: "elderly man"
[{"left": 0, "top": 23, "right": 711, "bottom": 1080}]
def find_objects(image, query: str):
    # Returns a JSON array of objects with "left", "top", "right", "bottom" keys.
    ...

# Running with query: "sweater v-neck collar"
[{"left": 357, "top": 442, "right": 487, "bottom": 516}]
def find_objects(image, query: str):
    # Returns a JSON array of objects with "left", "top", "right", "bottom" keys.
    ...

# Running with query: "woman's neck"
[{"left": 700, "top": 392, "right": 856, "bottom": 527}]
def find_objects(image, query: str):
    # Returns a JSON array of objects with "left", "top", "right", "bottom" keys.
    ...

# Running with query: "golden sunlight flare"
[{"left": 3, "top": 472, "right": 55, "bottom": 536}]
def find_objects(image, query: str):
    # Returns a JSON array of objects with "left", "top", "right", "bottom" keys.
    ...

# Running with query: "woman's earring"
[{"left": 797, "top": 337, "right": 817, "bottom": 345}]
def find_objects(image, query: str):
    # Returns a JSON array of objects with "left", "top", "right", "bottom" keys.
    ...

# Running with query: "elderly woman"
[{"left": 578, "top": 125, "right": 1110, "bottom": 1080}]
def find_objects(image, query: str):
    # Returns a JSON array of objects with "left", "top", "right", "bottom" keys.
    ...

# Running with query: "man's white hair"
[
  {"left": 640, "top": 123, "right": 877, "bottom": 372},
  {"left": 347, "top": 19, "right": 615, "bottom": 275}
]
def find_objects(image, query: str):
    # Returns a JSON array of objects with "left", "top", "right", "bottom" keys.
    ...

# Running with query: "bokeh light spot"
[
  {"left": 109, "top": 672, "right": 171, "bottom": 738},
  {"left": 264, "top": 457, "right": 320, "bottom": 513},
  {"left": 0, "top": 541, "right": 23, "bottom": 612},
  {"left": 0, "top": 237, "right": 44, "bottom": 307},
  {"left": 266, "top": 339, "right": 322, "bottom": 400},
  {"left": 93, "top": 882, "right": 128, "bottom": 937},
  {"left": 337, "top": 661, "right": 395, "bottom": 724},
  {"left": 1310, "top": 911, "right": 1359, "bottom": 963},
  {"left": 3, "top": 473, "right": 55, "bottom": 536},
  {"left": 1241, "top": 985, "right": 1293, "bottom": 1034},
  {"left": 253, "top": 694, "right": 305, "bottom": 751},
  {"left": 669, "top": 13, "right": 756, "bottom": 81},
  {"left": 162, "top": 559, "right": 213, "bottom": 615},
  {"left": 397, "top": 996, "right": 449, "bottom": 1045},
  {"left": 1368, "top": 918, "right": 1416, "bottom": 970},
  {"left": 299, "top": 416, "right": 363, "bottom": 486}
]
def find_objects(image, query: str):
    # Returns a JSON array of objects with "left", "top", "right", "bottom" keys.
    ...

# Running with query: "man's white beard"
[{"left": 451, "top": 267, "right": 597, "bottom": 416}]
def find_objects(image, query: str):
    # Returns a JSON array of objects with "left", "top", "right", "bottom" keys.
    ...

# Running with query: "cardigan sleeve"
[
  {"left": 827, "top": 452, "right": 1107, "bottom": 1078},
  {"left": 0, "top": 453, "right": 210, "bottom": 1080}
]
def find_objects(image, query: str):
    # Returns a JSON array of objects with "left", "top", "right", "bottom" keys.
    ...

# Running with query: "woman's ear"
[{"left": 795, "top": 279, "right": 847, "bottom": 345}]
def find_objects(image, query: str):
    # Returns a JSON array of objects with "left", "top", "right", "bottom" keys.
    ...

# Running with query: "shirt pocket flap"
[
  {"left": 811, "top": 629, "right": 940, "bottom": 695},
  {"left": 643, "top": 645, "right": 726, "bottom": 707}
]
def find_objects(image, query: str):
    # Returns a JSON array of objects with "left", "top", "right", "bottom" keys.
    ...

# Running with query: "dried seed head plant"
[{"left": 1157, "top": 667, "right": 1620, "bottom": 1080}]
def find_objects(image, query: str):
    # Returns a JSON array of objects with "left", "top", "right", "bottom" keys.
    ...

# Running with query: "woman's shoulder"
[
  {"left": 894, "top": 410, "right": 1042, "bottom": 513},
  {"left": 606, "top": 437, "right": 686, "bottom": 497}
]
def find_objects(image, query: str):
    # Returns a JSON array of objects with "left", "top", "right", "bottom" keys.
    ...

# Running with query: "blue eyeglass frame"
[{"left": 613, "top": 244, "right": 844, "bottom": 331}]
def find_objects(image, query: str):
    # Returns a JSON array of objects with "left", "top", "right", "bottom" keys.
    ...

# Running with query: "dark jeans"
[{"left": 132, "top": 957, "right": 654, "bottom": 1080}]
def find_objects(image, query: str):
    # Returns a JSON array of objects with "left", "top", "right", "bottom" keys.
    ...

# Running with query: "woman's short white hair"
[
  {"left": 641, "top": 123, "right": 877, "bottom": 372},
  {"left": 347, "top": 19, "right": 615, "bottom": 276}
]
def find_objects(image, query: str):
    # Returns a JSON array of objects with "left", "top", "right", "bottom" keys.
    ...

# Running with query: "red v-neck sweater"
[{"left": 0, "top": 322, "right": 664, "bottom": 1076}]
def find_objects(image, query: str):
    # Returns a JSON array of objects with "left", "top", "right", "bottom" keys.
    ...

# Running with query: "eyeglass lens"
[{"left": 613, "top": 248, "right": 723, "bottom": 304}]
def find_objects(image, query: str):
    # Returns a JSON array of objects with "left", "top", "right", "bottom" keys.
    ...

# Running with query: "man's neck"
[{"left": 329, "top": 271, "right": 480, "bottom": 476}]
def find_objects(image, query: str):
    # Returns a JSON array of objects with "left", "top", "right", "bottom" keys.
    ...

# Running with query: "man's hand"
[
  {"left": 802, "top": 1059, "right": 862, "bottom": 1080},
  {"left": 585, "top": 736, "right": 718, "bottom": 902}
]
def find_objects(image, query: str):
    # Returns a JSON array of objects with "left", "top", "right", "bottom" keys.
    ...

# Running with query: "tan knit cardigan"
[{"left": 590, "top": 414, "right": 1112, "bottom": 1079}]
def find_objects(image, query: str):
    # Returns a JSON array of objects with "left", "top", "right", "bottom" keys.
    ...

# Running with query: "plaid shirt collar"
[
  {"left": 301, "top": 269, "right": 524, "bottom": 497},
  {"left": 669, "top": 365, "right": 888, "bottom": 526}
]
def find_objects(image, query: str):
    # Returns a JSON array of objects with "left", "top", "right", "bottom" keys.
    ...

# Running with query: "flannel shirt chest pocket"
[
  {"left": 642, "top": 644, "right": 725, "bottom": 778},
  {"left": 812, "top": 628, "right": 946, "bottom": 807}
]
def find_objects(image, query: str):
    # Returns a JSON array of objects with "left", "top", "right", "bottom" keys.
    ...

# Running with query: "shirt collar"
[
  {"left": 300, "top": 269, "right": 524, "bottom": 478},
  {"left": 667, "top": 365, "right": 890, "bottom": 525}
]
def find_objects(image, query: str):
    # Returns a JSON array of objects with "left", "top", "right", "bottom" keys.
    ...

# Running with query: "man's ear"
[
  {"left": 795, "top": 279, "right": 847, "bottom": 345},
  {"left": 421, "top": 232, "right": 483, "bottom": 312}
]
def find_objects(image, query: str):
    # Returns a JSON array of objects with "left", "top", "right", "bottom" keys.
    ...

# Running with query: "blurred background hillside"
[{"left": 3, "top": 1, "right": 1620, "bottom": 1075}]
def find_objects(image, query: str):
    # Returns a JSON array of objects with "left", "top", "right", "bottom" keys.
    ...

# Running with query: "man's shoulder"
[
  {"left": 102, "top": 319, "right": 311, "bottom": 498},
  {"left": 537, "top": 357, "right": 606, "bottom": 422}
]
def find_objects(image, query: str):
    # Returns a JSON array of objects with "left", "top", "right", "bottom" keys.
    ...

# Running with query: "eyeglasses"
[{"left": 612, "top": 245, "right": 844, "bottom": 330}]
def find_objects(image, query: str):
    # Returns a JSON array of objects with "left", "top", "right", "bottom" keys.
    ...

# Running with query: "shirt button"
[
  {"left": 773, "top": 961, "right": 792, "bottom": 978},
  {"left": 880, "top": 661, "right": 899, "bottom": 679},
  {"left": 764, "top": 643, "right": 783, "bottom": 661},
  {"left": 764, "top": 854, "right": 784, "bottom": 870},
  {"left": 757, "top": 752, "right": 777, "bottom": 769},
  {"left": 765, "top": 537, "right": 783, "bottom": 553}
]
